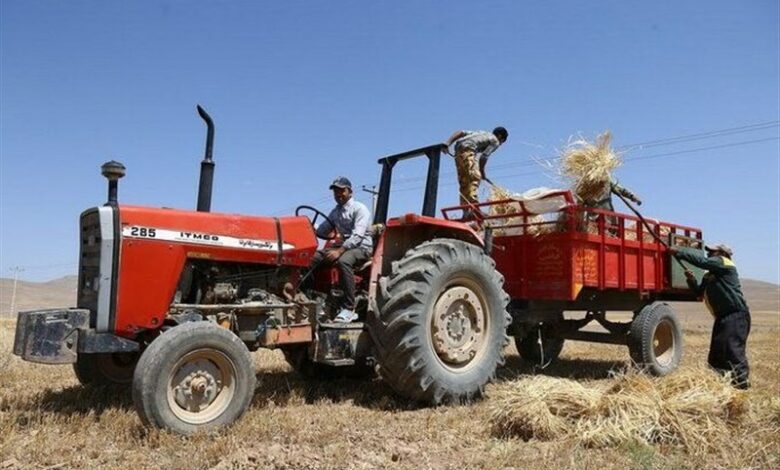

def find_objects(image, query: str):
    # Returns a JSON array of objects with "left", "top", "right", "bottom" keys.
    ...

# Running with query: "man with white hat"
[{"left": 670, "top": 243, "right": 751, "bottom": 388}]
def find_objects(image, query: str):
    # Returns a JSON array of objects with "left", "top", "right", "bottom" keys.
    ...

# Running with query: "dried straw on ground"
[
  {"left": 559, "top": 131, "right": 622, "bottom": 204},
  {"left": 488, "top": 368, "right": 759, "bottom": 454}
]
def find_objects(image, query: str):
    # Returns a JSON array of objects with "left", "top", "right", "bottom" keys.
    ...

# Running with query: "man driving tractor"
[{"left": 310, "top": 176, "right": 372, "bottom": 323}]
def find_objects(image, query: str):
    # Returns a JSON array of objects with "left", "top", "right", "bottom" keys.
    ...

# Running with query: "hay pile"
[
  {"left": 559, "top": 131, "right": 622, "bottom": 205},
  {"left": 489, "top": 368, "right": 754, "bottom": 453},
  {"left": 486, "top": 131, "right": 622, "bottom": 235},
  {"left": 487, "top": 185, "right": 553, "bottom": 236}
]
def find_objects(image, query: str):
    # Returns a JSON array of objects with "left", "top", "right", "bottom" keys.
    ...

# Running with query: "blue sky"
[{"left": 1, "top": 1, "right": 778, "bottom": 283}]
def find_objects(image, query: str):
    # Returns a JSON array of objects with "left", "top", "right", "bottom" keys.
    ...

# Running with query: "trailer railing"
[{"left": 441, "top": 190, "right": 702, "bottom": 247}]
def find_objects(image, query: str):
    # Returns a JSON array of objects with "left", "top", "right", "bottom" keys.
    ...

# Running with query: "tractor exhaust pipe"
[{"left": 196, "top": 104, "right": 215, "bottom": 212}]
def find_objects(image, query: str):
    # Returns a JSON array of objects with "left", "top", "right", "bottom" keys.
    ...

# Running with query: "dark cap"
[
  {"left": 493, "top": 126, "right": 509, "bottom": 142},
  {"left": 329, "top": 176, "right": 352, "bottom": 190},
  {"left": 705, "top": 243, "right": 733, "bottom": 257}
]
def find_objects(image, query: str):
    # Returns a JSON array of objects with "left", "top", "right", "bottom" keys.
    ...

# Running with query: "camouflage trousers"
[{"left": 455, "top": 148, "right": 480, "bottom": 205}]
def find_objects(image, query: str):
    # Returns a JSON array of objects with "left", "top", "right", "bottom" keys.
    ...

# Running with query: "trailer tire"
[
  {"left": 628, "top": 302, "right": 683, "bottom": 376},
  {"left": 515, "top": 321, "right": 565, "bottom": 366},
  {"left": 73, "top": 352, "right": 139, "bottom": 386},
  {"left": 370, "top": 239, "right": 511, "bottom": 405},
  {"left": 132, "top": 322, "right": 256, "bottom": 434}
]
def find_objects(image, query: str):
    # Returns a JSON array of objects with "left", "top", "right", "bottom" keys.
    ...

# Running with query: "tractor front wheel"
[
  {"left": 132, "top": 321, "right": 256, "bottom": 434},
  {"left": 371, "top": 239, "right": 510, "bottom": 405}
]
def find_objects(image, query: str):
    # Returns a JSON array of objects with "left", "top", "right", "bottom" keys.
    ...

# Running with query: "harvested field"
[{"left": 1, "top": 297, "right": 778, "bottom": 469}]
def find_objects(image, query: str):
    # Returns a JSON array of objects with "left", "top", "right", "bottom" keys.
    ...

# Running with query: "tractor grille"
[{"left": 77, "top": 209, "right": 102, "bottom": 327}]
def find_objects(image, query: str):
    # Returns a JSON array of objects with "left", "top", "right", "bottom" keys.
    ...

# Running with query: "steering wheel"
[{"left": 295, "top": 205, "right": 340, "bottom": 240}]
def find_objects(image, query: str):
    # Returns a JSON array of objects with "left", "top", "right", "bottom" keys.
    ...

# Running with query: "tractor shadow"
[
  {"left": 251, "top": 369, "right": 423, "bottom": 412},
  {"left": 251, "top": 357, "right": 628, "bottom": 412},
  {"left": 498, "top": 356, "right": 629, "bottom": 381},
  {"left": 14, "top": 359, "right": 629, "bottom": 420},
  {"left": 12, "top": 384, "right": 133, "bottom": 421}
]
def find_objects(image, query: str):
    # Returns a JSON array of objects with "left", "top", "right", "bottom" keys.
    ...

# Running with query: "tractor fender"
[{"left": 369, "top": 213, "right": 484, "bottom": 288}]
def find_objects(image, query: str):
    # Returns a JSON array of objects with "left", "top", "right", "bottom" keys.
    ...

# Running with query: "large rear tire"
[
  {"left": 73, "top": 352, "right": 139, "bottom": 386},
  {"left": 370, "top": 239, "right": 510, "bottom": 405},
  {"left": 627, "top": 302, "right": 683, "bottom": 376},
  {"left": 132, "top": 322, "right": 256, "bottom": 434}
]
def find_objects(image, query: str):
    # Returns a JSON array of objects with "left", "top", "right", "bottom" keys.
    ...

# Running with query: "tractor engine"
[{"left": 167, "top": 261, "right": 322, "bottom": 350}]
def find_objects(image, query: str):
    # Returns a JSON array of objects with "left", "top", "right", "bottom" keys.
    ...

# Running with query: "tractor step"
[
  {"left": 313, "top": 322, "right": 372, "bottom": 365},
  {"left": 319, "top": 358, "right": 356, "bottom": 367},
  {"left": 318, "top": 321, "right": 365, "bottom": 330}
]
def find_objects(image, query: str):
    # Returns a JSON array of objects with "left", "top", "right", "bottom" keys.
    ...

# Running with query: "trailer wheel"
[
  {"left": 74, "top": 352, "right": 139, "bottom": 386},
  {"left": 515, "top": 318, "right": 565, "bottom": 366},
  {"left": 628, "top": 302, "right": 683, "bottom": 376},
  {"left": 132, "top": 322, "right": 256, "bottom": 434},
  {"left": 370, "top": 239, "right": 511, "bottom": 405}
]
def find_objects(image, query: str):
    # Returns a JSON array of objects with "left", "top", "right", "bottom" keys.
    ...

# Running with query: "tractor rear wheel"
[
  {"left": 370, "top": 239, "right": 510, "bottom": 405},
  {"left": 132, "top": 321, "right": 256, "bottom": 434},
  {"left": 73, "top": 352, "right": 139, "bottom": 386},
  {"left": 628, "top": 302, "right": 683, "bottom": 376}
]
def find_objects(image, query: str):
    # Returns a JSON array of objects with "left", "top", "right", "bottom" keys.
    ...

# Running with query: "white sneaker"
[{"left": 333, "top": 309, "right": 358, "bottom": 323}]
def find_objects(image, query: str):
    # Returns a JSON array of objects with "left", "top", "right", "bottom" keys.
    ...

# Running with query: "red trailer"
[{"left": 442, "top": 189, "right": 705, "bottom": 375}]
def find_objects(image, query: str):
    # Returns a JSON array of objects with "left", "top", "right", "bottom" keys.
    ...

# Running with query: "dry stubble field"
[{"left": 1, "top": 307, "right": 778, "bottom": 470}]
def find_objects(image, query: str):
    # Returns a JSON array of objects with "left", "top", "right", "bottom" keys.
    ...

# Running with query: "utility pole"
[
  {"left": 362, "top": 185, "right": 379, "bottom": 215},
  {"left": 8, "top": 266, "right": 24, "bottom": 316}
]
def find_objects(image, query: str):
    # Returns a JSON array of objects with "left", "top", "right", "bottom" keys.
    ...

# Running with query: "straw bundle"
[
  {"left": 559, "top": 131, "right": 622, "bottom": 204},
  {"left": 488, "top": 368, "right": 751, "bottom": 454},
  {"left": 487, "top": 185, "right": 557, "bottom": 236}
]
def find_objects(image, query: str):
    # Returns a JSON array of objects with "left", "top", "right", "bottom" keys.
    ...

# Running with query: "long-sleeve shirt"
[
  {"left": 587, "top": 180, "right": 638, "bottom": 211},
  {"left": 675, "top": 250, "right": 749, "bottom": 317},
  {"left": 454, "top": 130, "right": 500, "bottom": 162},
  {"left": 315, "top": 197, "right": 373, "bottom": 251}
]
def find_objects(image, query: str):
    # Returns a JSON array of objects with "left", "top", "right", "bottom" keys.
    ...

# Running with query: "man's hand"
[
  {"left": 668, "top": 246, "right": 680, "bottom": 255},
  {"left": 325, "top": 247, "right": 346, "bottom": 262},
  {"left": 684, "top": 269, "right": 696, "bottom": 281}
]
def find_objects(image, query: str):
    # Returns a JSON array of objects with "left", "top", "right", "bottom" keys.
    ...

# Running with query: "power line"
[{"left": 620, "top": 121, "right": 779, "bottom": 150}]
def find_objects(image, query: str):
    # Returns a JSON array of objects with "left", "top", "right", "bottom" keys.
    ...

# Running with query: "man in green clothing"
[
  {"left": 669, "top": 243, "right": 751, "bottom": 389},
  {"left": 587, "top": 180, "right": 642, "bottom": 211}
]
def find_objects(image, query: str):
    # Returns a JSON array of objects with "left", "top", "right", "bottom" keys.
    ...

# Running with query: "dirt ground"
[{"left": 1, "top": 308, "right": 778, "bottom": 470}]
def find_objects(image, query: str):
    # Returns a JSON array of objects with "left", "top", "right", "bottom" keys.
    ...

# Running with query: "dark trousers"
[
  {"left": 709, "top": 310, "right": 751, "bottom": 389},
  {"left": 310, "top": 248, "right": 370, "bottom": 311}
]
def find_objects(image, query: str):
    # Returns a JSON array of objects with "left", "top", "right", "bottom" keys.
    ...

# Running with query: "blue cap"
[{"left": 329, "top": 176, "right": 352, "bottom": 190}]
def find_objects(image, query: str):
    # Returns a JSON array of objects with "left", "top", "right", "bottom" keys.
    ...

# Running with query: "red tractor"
[
  {"left": 13, "top": 107, "right": 511, "bottom": 434},
  {"left": 13, "top": 107, "right": 704, "bottom": 435}
]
